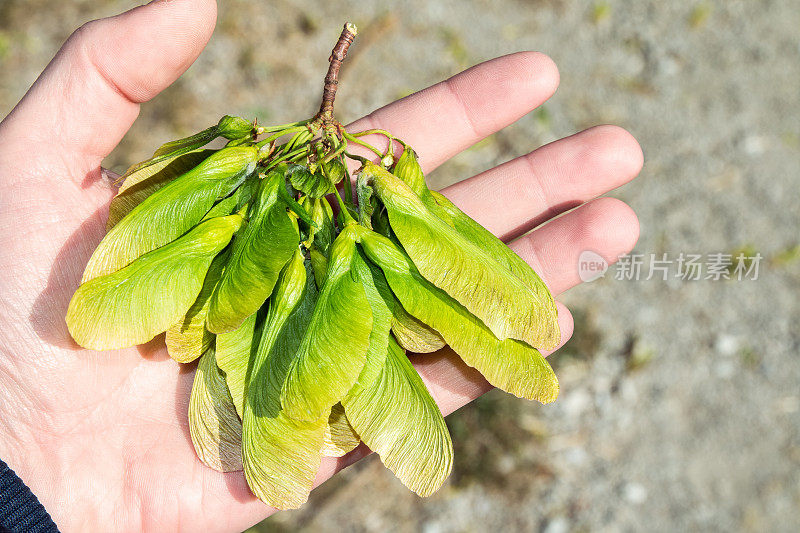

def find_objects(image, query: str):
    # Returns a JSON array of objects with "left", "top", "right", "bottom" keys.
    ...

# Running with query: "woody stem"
[{"left": 316, "top": 22, "right": 357, "bottom": 123}]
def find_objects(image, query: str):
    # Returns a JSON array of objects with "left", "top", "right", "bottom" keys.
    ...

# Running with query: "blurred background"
[{"left": 2, "top": 0, "right": 799, "bottom": 531}]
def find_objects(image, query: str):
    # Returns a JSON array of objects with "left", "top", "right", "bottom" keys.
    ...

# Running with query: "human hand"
[{"left": 0, "top": 0, "right": 641, "bottom": 531}]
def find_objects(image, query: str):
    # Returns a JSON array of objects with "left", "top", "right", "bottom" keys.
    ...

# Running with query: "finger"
[
  {"left": 347, "top": 51, "right": 559, "bottom": 173},
  {"left": 510, "top": 197, "right": 641, "bottom": 294},
  {"left": 443, "top": 125, "right": 645, "bottom": 241},
  {"left": 0, "top": 0, "right": 217, "bottom": 179}
]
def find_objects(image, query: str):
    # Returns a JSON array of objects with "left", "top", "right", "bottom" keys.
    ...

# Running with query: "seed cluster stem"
[{"left": 316, "top": 22, "right": 357, "bottom": 124}]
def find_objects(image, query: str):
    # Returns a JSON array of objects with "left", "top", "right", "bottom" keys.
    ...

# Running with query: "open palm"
[{"left": 0, "top": 1, "right": 641, "bottom": 531}]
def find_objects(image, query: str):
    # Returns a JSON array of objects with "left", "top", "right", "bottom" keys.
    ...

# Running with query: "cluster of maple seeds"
[{"left": 65, "top": 24, "right": 560, "bottom": 509}]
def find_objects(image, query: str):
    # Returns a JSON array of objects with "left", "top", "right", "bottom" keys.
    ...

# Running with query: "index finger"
[{"left": 348, "top": 51, "right": 560, "bottom": 173}]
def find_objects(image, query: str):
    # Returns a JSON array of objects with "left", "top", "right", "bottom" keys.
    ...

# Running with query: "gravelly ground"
[{"left": 1, "top": 1, "right": 799, "bottom": 531}]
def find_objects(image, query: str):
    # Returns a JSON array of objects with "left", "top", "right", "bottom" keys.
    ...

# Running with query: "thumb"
[
  {"left": 0, "top": 0, "right": 217, "bottom": 182},
  {"left": 0, "top": 0, "right": 218, "bottom": 349}
]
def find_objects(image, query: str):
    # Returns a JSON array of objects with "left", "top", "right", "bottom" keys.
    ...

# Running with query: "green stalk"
[
  {"left": 342, "top": 131, "right": 384, "bottom": 158},
  {"left": 258, "top": 119, "right": 310, "bottom": 133},
  {"left": 344, "top": 151, "right": 369, "bottom": 165},
  {"left": 324, "top": 137, "right": 353, "bottom": 204},
  {"left": 256, "top": 126, "right": 308, "bottom": 149},
  {"left": 332, "top": 186, "right": 356, "bottom": 225},
  {"left": 285, "top": 129, "right": 314, "bottom": 154},
  {"left": 351, "top": 128, "right": 402, "bottom": 144},
  {"left": 263, "top": 145, "right": 309, "bottom": 172}
]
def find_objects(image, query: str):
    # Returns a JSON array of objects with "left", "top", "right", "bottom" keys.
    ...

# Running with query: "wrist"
[
  {"left": 0, "top": 375, "right": 58, "bottom": 530},
  {"left": 0, "top": 458, "right": 59, "bottom": 532}
]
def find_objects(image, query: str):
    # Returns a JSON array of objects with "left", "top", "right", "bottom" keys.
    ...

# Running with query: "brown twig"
[{"left": 316, "top": 22, "right": 357, "bottom": 124}]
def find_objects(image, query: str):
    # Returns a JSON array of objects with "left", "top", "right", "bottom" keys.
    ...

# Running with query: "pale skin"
[{"left": 0, "top": 1, "right": 642, "bottom": 531}]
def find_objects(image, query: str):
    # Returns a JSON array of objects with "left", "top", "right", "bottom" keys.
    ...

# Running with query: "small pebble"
[
  {"left": 623, "top": 482, "right": 648, "bottom": 504},
  {"left": 714, "top": 334, "right": 740, "bottom": 356},
  {"left": 543, "top": 516, "right": 570, "bottom": 533}
]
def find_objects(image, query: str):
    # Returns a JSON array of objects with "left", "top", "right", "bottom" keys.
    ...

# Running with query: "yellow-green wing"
[
  {"left": 368, "top": 162, "right": 559, "bottom": 350},
  {"left": 328, "top": 249, "right": 395, "bottom": 458},
  {"left": 391, "top": 146, "right": 453, "bottom": 227},
  {"left": 280, "top": 226, "right": 373, "bottom": 421},
  {"left": 82, "top": 146, "right": 258, "bottom": 283},
  {"left": 149, "top": 115, "right": 251, "bottom": 158},
  {"left": 216, "top": 312, "right": 259, "bottom": 419},
  {"left": 391, "top": 301, "right": 446, "bottom": 354},
  {"left": 321, "top": 403, "right": 361, "bottom": 458},
  {"left": 66, "top": 215, "right": 242, "bottom": 350},
  {"left": 151, "top": 125, "right": 219, "bottom": 158},
  {"left": 343, "top": 337, "right": 453, "bottom": 497},
  {"left": 242, "top": 251, "right": 327, "bottom": 509},
  {"left": 207, "top": 171, "right": 300, "bottom": 334},
  {"left": 360, "top": 230, "right": 559, "bottom": 404},
  {"left": 201, "top": 181, "right": 256, "bottom": 222},
  {"left": 114, "top": 115, "right": 250, "bottom": 200},
  {"left": 189, "top": 346, "right": 243, "bottom": 472},
  {"left": 429, "top": 189, "right": 557, "bottom": 316},
  {"left": 108, "top": 149, "right": 216, "bottom": 230},
  {"left": 392, "top": 149, "right": 557, "bottom": 346},
  {"left": 115, "top": 130, "right": 216, "bottom": 191},
  {"left": 165, "top": 248, "right": 229, "bottom": 363},
  {"left": 346, "top": 248, "right": 394, "bottom": 393}
]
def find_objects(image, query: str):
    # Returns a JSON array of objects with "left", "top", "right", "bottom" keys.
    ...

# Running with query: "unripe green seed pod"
[
  {"left": 217, "top": 115, "right": 254, "bottom": 140},
  {"left": 392, "top": 147, "right": 425, "bottom": 194}
]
